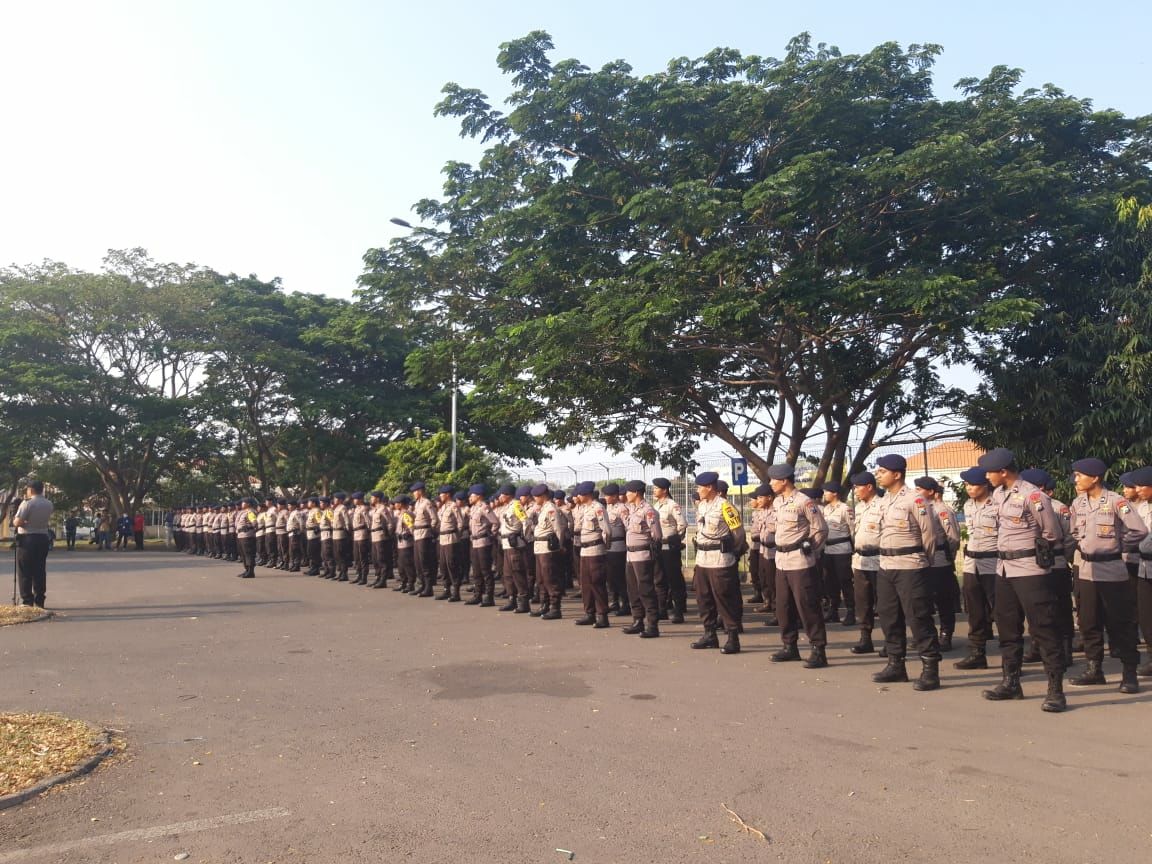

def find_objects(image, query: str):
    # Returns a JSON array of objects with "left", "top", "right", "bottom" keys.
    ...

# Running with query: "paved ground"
[{"left": 1, "top": 550, "right": 1150, "bottom": 864}]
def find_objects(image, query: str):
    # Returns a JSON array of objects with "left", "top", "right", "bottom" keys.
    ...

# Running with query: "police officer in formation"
[{"left": 173, "top": 452, "right": 1152, "bottom": 712}]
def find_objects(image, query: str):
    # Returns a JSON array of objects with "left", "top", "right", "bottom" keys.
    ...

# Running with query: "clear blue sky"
[{"left": 2, "top": 0, "right": 1149, "bottom": 299}]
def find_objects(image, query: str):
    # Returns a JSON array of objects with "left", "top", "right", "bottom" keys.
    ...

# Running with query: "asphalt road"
[{"left": 2, "top": 550, "right": 1150, "bottom": 864}]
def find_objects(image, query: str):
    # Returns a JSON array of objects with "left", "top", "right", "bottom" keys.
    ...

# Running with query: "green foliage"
[
  {"left": 361, "top": 33, "right": 1151, "bottom": 483},
  {"left": 375, "top": 431, "right": 509, "bottom": 496}
]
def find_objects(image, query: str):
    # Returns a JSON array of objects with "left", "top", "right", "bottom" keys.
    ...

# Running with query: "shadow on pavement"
[{"left": 48, "top": 599, "right": 303, "bottom": 622}]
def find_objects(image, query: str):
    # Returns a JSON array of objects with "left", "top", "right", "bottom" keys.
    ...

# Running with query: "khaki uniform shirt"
[
  {"left": 1071, "top": 489, "right": 1148, "bottom": 582},
  {"left": 851, "top": 497, "right": 882, "bottom": 572},
  {"left": 822, "top": 500, "right": 854, "bottom": 556},
  {"left": 438, "top": 500, "right": 463, "bottom": 546},
  {"left": 412, "top": 497, "right": 438, "bottom": 541},
  {"left": 533, "top": 500, "right": 565, "bottom": 555},
  {"left": 1137, "top": 500, "right": 1152, "bottom": 581},
  {"left": 653, "top": 496, "right": 686, "bottom": 548},
  {"left": 469, "top": 502, "right": 499, "bottom": 548},
  {"left": 624, "top": 499, "right": 662, "bottom": 562},
  {"left": 604, "top": 502, "right": 628, "bottom": 553},
  {"left": 15, "top": 495, "right": 54, "bottom": 534},
  {"left": 991, "top": 479, "right": 1061, "bottom": 578},
  {"left": 962, "top": 496, "right": 998, "bottom": 576},
  {"left": 929, "top": 501, "right": 961, "bottom": 568},
  {"left": 772, "top": 492, "right": 826, "bottom": 570},
  {"left": 574, "top": 501, "right": 611, "bottom": 558},
  {"left": 759, "top": 505, "right": 778, "bottom": 561},
  {"left": 877, "top": 486, "right": 936, "bottom": 571},
  {"left": 695, "top": 497, "right": 745, "bottom": 569}
]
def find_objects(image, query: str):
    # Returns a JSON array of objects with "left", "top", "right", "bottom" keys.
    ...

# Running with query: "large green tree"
[{"left": 361, "top": 33, "right": 1152, "bottom": 481}]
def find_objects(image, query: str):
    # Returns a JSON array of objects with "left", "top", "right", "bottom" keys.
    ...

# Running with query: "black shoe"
[
  {"left": 1042, "top": 672, "right": 1067, "bottom": 712},
  {"left": 721, "top": 630, "right": 741, "bottom": 654},
  {"left": 594, "top": 615, "right": 610, "bottom": 629},
  {"left": 1137, "top": 659, "right": 1152, "bottom": 678},
  {"left": 657, "top": 610, "right": 669, "bottom": 621},
  {"left": 1021, "top": 639, "right": 1042, "bottom": 664},
  {"left": 498, "top": 600, "right": 517, "bottom": 612},
  {"left": 764, "top": 614, "right": 779, "bottom": 627},
  {"left": 464, "top": 595, "right": 482, "bottom": 605},
  {"left": 749, "top": 592, "right": 764, "bottom": 605},
  {"left": 574, "top": 613, "right": 596, "bottom": 626},
  {"left": 515, "top": 597, "right": 531, "bottom": 614},
  {"left": 841, "top": 610, "right": 857, "bottom": 627},
  {"left": 530, "top": 604, "right": 548, "bottom": 617},
  {"left": 851, "top": 633, "right": 875, "bottom": 655},
  {"left": 640, "top": 625, "right": 660, "bottom": 638},
  {"left": 1120, "top": 665, "right": 1141, "bottom": 694},
  {"left": 954, "top": 649, "right": 988, "bottom": 670},
  {"left": 480, "top": 594, "right": 495, "bottom": 607},
  {"left": 872, "top": 659, "right": 908, "bottom": 683},
  {"left": 982, "top": 666, "right": 1024, "bottom": 700},
  {"left": 622, "top": 619, "right": 645, "bottom": 635},
  {"left": 542, "top": 607, "right": 562, "bottom": 620},
  {"left": 939, "top": 632, "right": 954, "bottom": 653},
  {"left": 913, "top": 658, "right": 941, "bottom": 691},
  {"left": 803, "top": 646, "right": 828, "bottom": 668},
  {"left": 1069, "top": 660, "right": 1106, "bottom": 686},
  {"left": 608, "top": 601, "right": 620, "bottom": 613},
  {"left": 449, "top": 587, "right": 461, "bottom": 602},
  {"left": 770, "top": 645, "right": 801, "bottom": 663},
  {"left": 691, "top": 630, "right": 719, "bottom": 649},
  {"left": 670, "top": 611, "right": 685, "bottom": 625},
  {"left": 436, "top": 589, "right": 452, "bottom": 600}
]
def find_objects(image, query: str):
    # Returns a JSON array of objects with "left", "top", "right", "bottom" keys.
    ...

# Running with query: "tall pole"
[{"left": 450, "top": 353, "right": 458, "bottom": 475}]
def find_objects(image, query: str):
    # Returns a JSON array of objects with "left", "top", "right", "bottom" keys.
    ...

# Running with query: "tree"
[
  {"left": 361, "top": 33, "right": 1152, "bottom": 482},
  {"left": 0, "top": 249, "right": 221, "bottom": 516},
  {"left": 375, "top": 431, "right": 508, "bottom": 496}
]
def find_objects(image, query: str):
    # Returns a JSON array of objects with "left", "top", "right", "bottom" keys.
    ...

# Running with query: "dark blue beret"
[
  {"left": 553, "top": 490, "right": 566, "bottom": 500},
  {"left": 851, "top": 471, "right": 876, "bottom": 487},
  {"left": 694, "top": 471, "right": 719, "bottom": 486},
  {"left": 800, "top": 488, "right": 822, "bottom": 500},
  {"left": 960, "top": 467, "right": 991, "bottom": 485},
  {"left": 332, "top": 492, "right": 347, "bottom": 501},
  {"left": 1020, "top": 468, "right": 1052, "bottom": 488},
  {"left": 530, "top": 483, "right": 550, "bottom": 497},
  {"left": 716, "top": 480, "right": 729, "bottom": 494},
  {"left": 1129, "top": 466, "right": 1152, "bottom": 486},
  {"left": 977, "top": 448, "right": 1014, "bottom": 471},
  {"left": 601, "top": 482, "right": 620, "bottom": 496},
  {"left": 822, "top": 481, "right": 842, "bottom": 495},
  {"left": 574, "top": 480, "right": 597, "bottom": 496},
  {"left": 438, "top": 485, "right": 454, "bottom": 495},
  {"left": 350, "top": 491, "right": 364, "bottom": 500},
  {"left": 409, "top": 481, "right": 425, "bottom": 492},
  {"left": 453, "top": 491, "right": 468, "bottom": 501},
  {"left": 652, "top": 477, "right": 672, "bottom": 490},
  {"left": 914, "top": 476, "right": 939, "bottom": 493},
  {"left": 1071, "top": 458, "right": 1108, "bottom": 478},
  {"left": 1119, "top": 472, "right": 1135, "bottom": 487},
  {"left": 396, "top": 494, "right": 412, "bottom": 505},
  {"left": 753, "top": 484, "right": 772, "bottom": 497},
  {"left": 498, "top": 483, "right": 516, "bottom": 496},
  {"left": 468, "top": 484, "right": 487, "bottom": 496},
  {"left": 370, "top": 490, "right": 385, "bottom": 500},
  {"left": 318, "top": 496, "right": 330, "bottom": 505},
  {"left": 876, "top": 454, "right": 907, "bottom": 472},
  {"left": 624, "top": 479, "right": 646, "bottom": 494},
  {"left": 515, "top": 484, "right": 532, "bottom": 498},
  {"left": 766, "top": 464, "right": 794, "bottom": 480}
]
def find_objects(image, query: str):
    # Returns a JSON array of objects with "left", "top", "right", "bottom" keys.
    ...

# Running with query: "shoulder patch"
[
  {"left": 721, "top": 502, "right": 742, "bottom": 529},
  {"left": 1119, "top": 501, "right": 1132, "bottom": 515}
]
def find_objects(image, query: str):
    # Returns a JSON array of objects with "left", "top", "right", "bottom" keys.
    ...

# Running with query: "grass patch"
[
  {"left": 0, "top": 605, "right": 47, "bottom": 627},
  {"left": 0, "top": 713, "right": 108, "bottom": 797}
]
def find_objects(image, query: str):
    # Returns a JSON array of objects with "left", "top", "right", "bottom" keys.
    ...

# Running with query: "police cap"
[
  {"left": 1020, "top": 468, "right": 1052, "bottom": 489},
  {"left": 530, "top": 483, "right": 550, "bottom": 497},
  {"left": 960, "top": 467, "right": 991, "bottom": 486},
  {"left": 624, "top": 479, "right": 646, "bottom": 494},
  {"left": 851, "top": 471, "right": 876, "bottom": 487},
  {"left": 1129, "top": 466, "right": 1152, "bottom": 486},
  {"left": 765, "top": 464, "right": 795, "bottom": 481},
  {"left": 573, "top": 480, "right": 597, "bottom": 496},
  {"left": 876, "top": 454, "right": 907, "bottom": 473},
  {"left": 652, "top": 477, "right": 672, "bottom": 490},
  {"left": 601, "top": 483, "right": 621, "bottom": 496},
  {"left": 694, "top": 471, "right": 719, "bottom": 486},
  {"left": 976, "top": 448, "right": 1015, "bottom": 472},
  {"left": 1071, "top": 458, "right": 1108, "bottom": 478}
]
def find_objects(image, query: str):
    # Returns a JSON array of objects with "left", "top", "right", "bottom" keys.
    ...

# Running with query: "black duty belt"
[
  {"left": 825, "top": 537, "right": 851, "bottom": 546},
  {"left": 762, "top": 543, "right": 776, "bottom": 552},
  {"left": 575, "top": 539, "right": 604, "bottom": 549},
  {"left": 371, "top": 528, "right": 386, "bottom": 534},
  {"left": 880, "top": 546, "right": 923, "bottom": 556},
  {"left": 439, "top": 529, "right": 458, "bottom": 536},
  {"left": 856, "top": 545, "right": 880, "bottom": 556},
  {"left": 776, "top": 540, "right": 808, "bottom": 553},
  {"left": 997, "top": 548, "right": 1036, "bottom": 560},
  {"left": 965, "top": 549, "right": 998, "bottom": 559},
  {"left": 627, "top": 544, "right": 651, "bottom": 553},
  {"left": 1140, "top": 553, "right": 1152, "bottom": 561},
  {"left": 1081, "top": 551, "right": 1122, "bottom": 562},
  {"left": 695, "top": 542, "right": 722, "bottom": 552}
]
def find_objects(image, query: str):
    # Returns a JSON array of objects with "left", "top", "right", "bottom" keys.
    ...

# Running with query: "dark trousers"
[
  {"left": 761, "top": 555, "right": 778, "bottom": 611},
  {"left": 625, "top": 558, "right": 658, "bottom": 625},
  {"left": 776, "top": 567, "right": 827, "bottom": 648},
  {"left": 823, "top": 552, "right": 854, "bottom": 609},
  {"left": 320, "top": 538, "right": 335, "bottom": 577},
  {"left": 876, "top": 568, "right": 941, "bottom": 661},
  {"left": 397, "top": 546, "right": 416, "bottom": 586},
  {"left": 995, "top": 573, "right": 1063, "bottom": 673},
  {"left": 371, "top": 539, "right": 393, "bottom": 580},
  {"left": 537, "top": 551, "right": 561, "bottom": 603},
  {"left": 288, "top": 534, "right": 302, "bottom": 569},
  {"left": 307, "top": 537, "right": 321, "bottom": 573},
  {"left": 852, "top": 568, "right": 878, "bottom": 631},
  {"left": 354, "top": 538, "right": 371, "bottom": 577},
  {"left": 470, "top": 545, "right": 494, "bottom": 597},
  {"left": 239, "top": 535, "right": 256, "bottom": 576},
  {"left": 606, "top": 550, "right": 627, "bottom": 604},
  {"left": 454, "top": 541, "right": 469, "bottom": 586},
  {"left": 1137, "top": 577, "right": 1152, "bottom": 648},
  {"left": 437, "top": 543, "right": 458, "bottom": 588},
  {"left": 928, "top": 565, "right": 957, "bottom": 635},
  {"left": 696, "top": 565, "right": 743, "bottom": 632},
  {"left": 134, "top": 530, "right": 144, "bottom": 550},
  {"left": 1042, "top": 567, "right": 1075, "bottom": 645},
  {"left": 658, "top": 546, "right": 687, "bottom": 614},
  {"left": 962, "top": 569, "right": 997, "bottom": 649},
  {"left": 503, "top": 546, "right": 529, "bottom": 598},
  {"left": 579, "top": 554, "right": 609, "bottom": 615},
  {"left": 749, "top": 550, "right": 762, "bottom": 597},
  {"left": 1078, "top": 577, "right": 1139, "bottom": 665},
  {"left": 16, "top": 534, "right": 50, "bottom": 606},
  {"left": 334, "top": 537, "right": 349, "bottom": 578},
  {"left": 65, "top": 531, "right": 76, "bottom": 550},
  {"left": 414, "top": 538, "right": 436, "bottom": 585},
  {"left": 278, "top": 533, "right": 290, "bottom": 565}
]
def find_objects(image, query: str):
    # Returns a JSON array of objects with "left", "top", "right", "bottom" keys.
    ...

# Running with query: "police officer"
[
  {"left": 621, "top": 480, "right": 663, "bottom": 637},
  {"left": 572, "top": 480, "right": 611, "bottom": 628},
  {"left": 368, "top": 491, "right": 393, "bottom": 588},
  {"left": 754, "top": 485, "right": 779, "bottom": 625},
  {"left": 410, "top": 482, "right": 439, "bottom": 597},
  {"left": 330, "top": 492, "right": 350, "bottom": 581},
  {"left": 915, "top": 477, "right": 961, "bottom": 652},
  {"left": 436, "top": 485, "right": 463, "bottom": 600},
  {"left": 601, "top": 483, "right": 630, "bottom": 617},
  {"left": 305, "top": 497, "right": 322, "bottom": 576},
  {"left": 286, "top": 500, "right": 304, "bottom": 573},
  {"left": 748, "top": 488, "right": 768, "bottom": 607},
  {"left": 497, "top": 484, "right": 532, "bottom": 612},
  {"left": 394, "top": 495, "right": 417, "bottom": 593},
  {"left": 652, "top": 478, "right": 688, "bottom": 623},
  {"left": 767, "top": 465, "right": 829, "bottom": 667},
  {"left": 274, "top": 499, "right": 290, "bottom": 570},
  {"left": 349, "top": 492, "right": 371, "bottom": 584},
  {"left": 821, "top": 481, "right": 855, "bottom": 625},
  {"left": 871, "top": 454, "right": 942, "bottom": 691},
  {"left": 1020, "top": 469, "right": 1075, "bottom": 668},
  {"left": 690, "top": 471, "right": 746, "bottom": 654},
  {"left": 317, "top": 496, "right": 335, "bottom": 579},
  {"left": 955, "top": 467, "right": 998, "bottom": 669},
  {"left": 849, "top": 472, "right": 882, "bottom": 654},
  {"left": 235, "top": 497, "right": 258, "bottom": 578},
  {"left": 453, "top": 491, "right": 471, "bottom": 595},
  {"left": 466, "top": 484, "right": 499, "bottom": 606},
  {"left": 1130, "top": 466, "right": 1152, "bottom": 678},
  {"left": 13, "top": 481, "right": 54, "bottom": 608},
  {"left": 531, "top": 484, "right": 566, "bottom": 619},
  {"left": 977, "top": 448, "right": 1067, "bottom": 711},
  {"left": 1068, "top": 457, "right": 1148, "bottom": 693}
]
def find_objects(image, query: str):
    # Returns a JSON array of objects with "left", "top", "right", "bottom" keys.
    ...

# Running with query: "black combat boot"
[
  {"left": 449, "top": 584, "right": 461, "bottom": 602},
  {"left": 464, "top": 589, "right": 482, "bottom": 605},
  {"left": 841, "top": 608, "right": 857, "bottom": 627},
  {"left": 542, "top": 600, "right": 562, "bottom": 620},
  {"left": 1069, "top": 660, "right": 1106, "bottom": 686},
  {"left": 515, "top": 595, "right": 531, "bottom": 614},
  {"left": 954, "top": 647, "right": 988, "bottom": 670},
  {"left": 639, "top": 622, "right": 659, "bottom": 638},
  {"left": 418, "top": 578, "right": 434, "bottom": 597},
  {"left": 770, "top": 644, "right": 801, "bottom": 663},
  {"left": 670, "top": 605, "right": 685, "bottom": 625},
  {"left": 574, "top": 612, "right": 596, "bottom": 626},
  {"left": 1119, "top": 664, "right": 1141, "bottom": 694},
  {"left": 913, "top": 657, "right": 941, "bottom": 691},
  {"left": 803, "top": 645, "right": 828, "bottom": 668},
  {"left": 498, "top": 596, "right": 517, "bottom": 612},
  {"left": 594, "top": 614, "right": 610, "bottom": 628},
  {"left": 622, "top": 619, "right": 645, "bottom": 635},
  {"left": 939, "top": 631, "right": 954, "bottom": 653},
  {"left": 691, "top": 629, "right": 719, "bottom": 649},
  {"left": 851, "top": 632, "right": 875, "bottom": 654},
  {"left": 1041, "top": 671, "right": 1067, "bottom": 712},
  {"left": 530, "top": 598, "right": 549, "bottom": 617},
  {"left": 721, "top": 629, "right": 741, "bottom": 654},
  {"left": 749, "top": 589, "right": 764, "bottom": 605},
  {"left": 872, "top": 657, "right": 908, "bottom": 683},
  {"left": 481, "top": 591, "right": 495, "bottom": 607},
  {"left": 982, "top": 661, "right": 1023, "bottom": 701}
]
